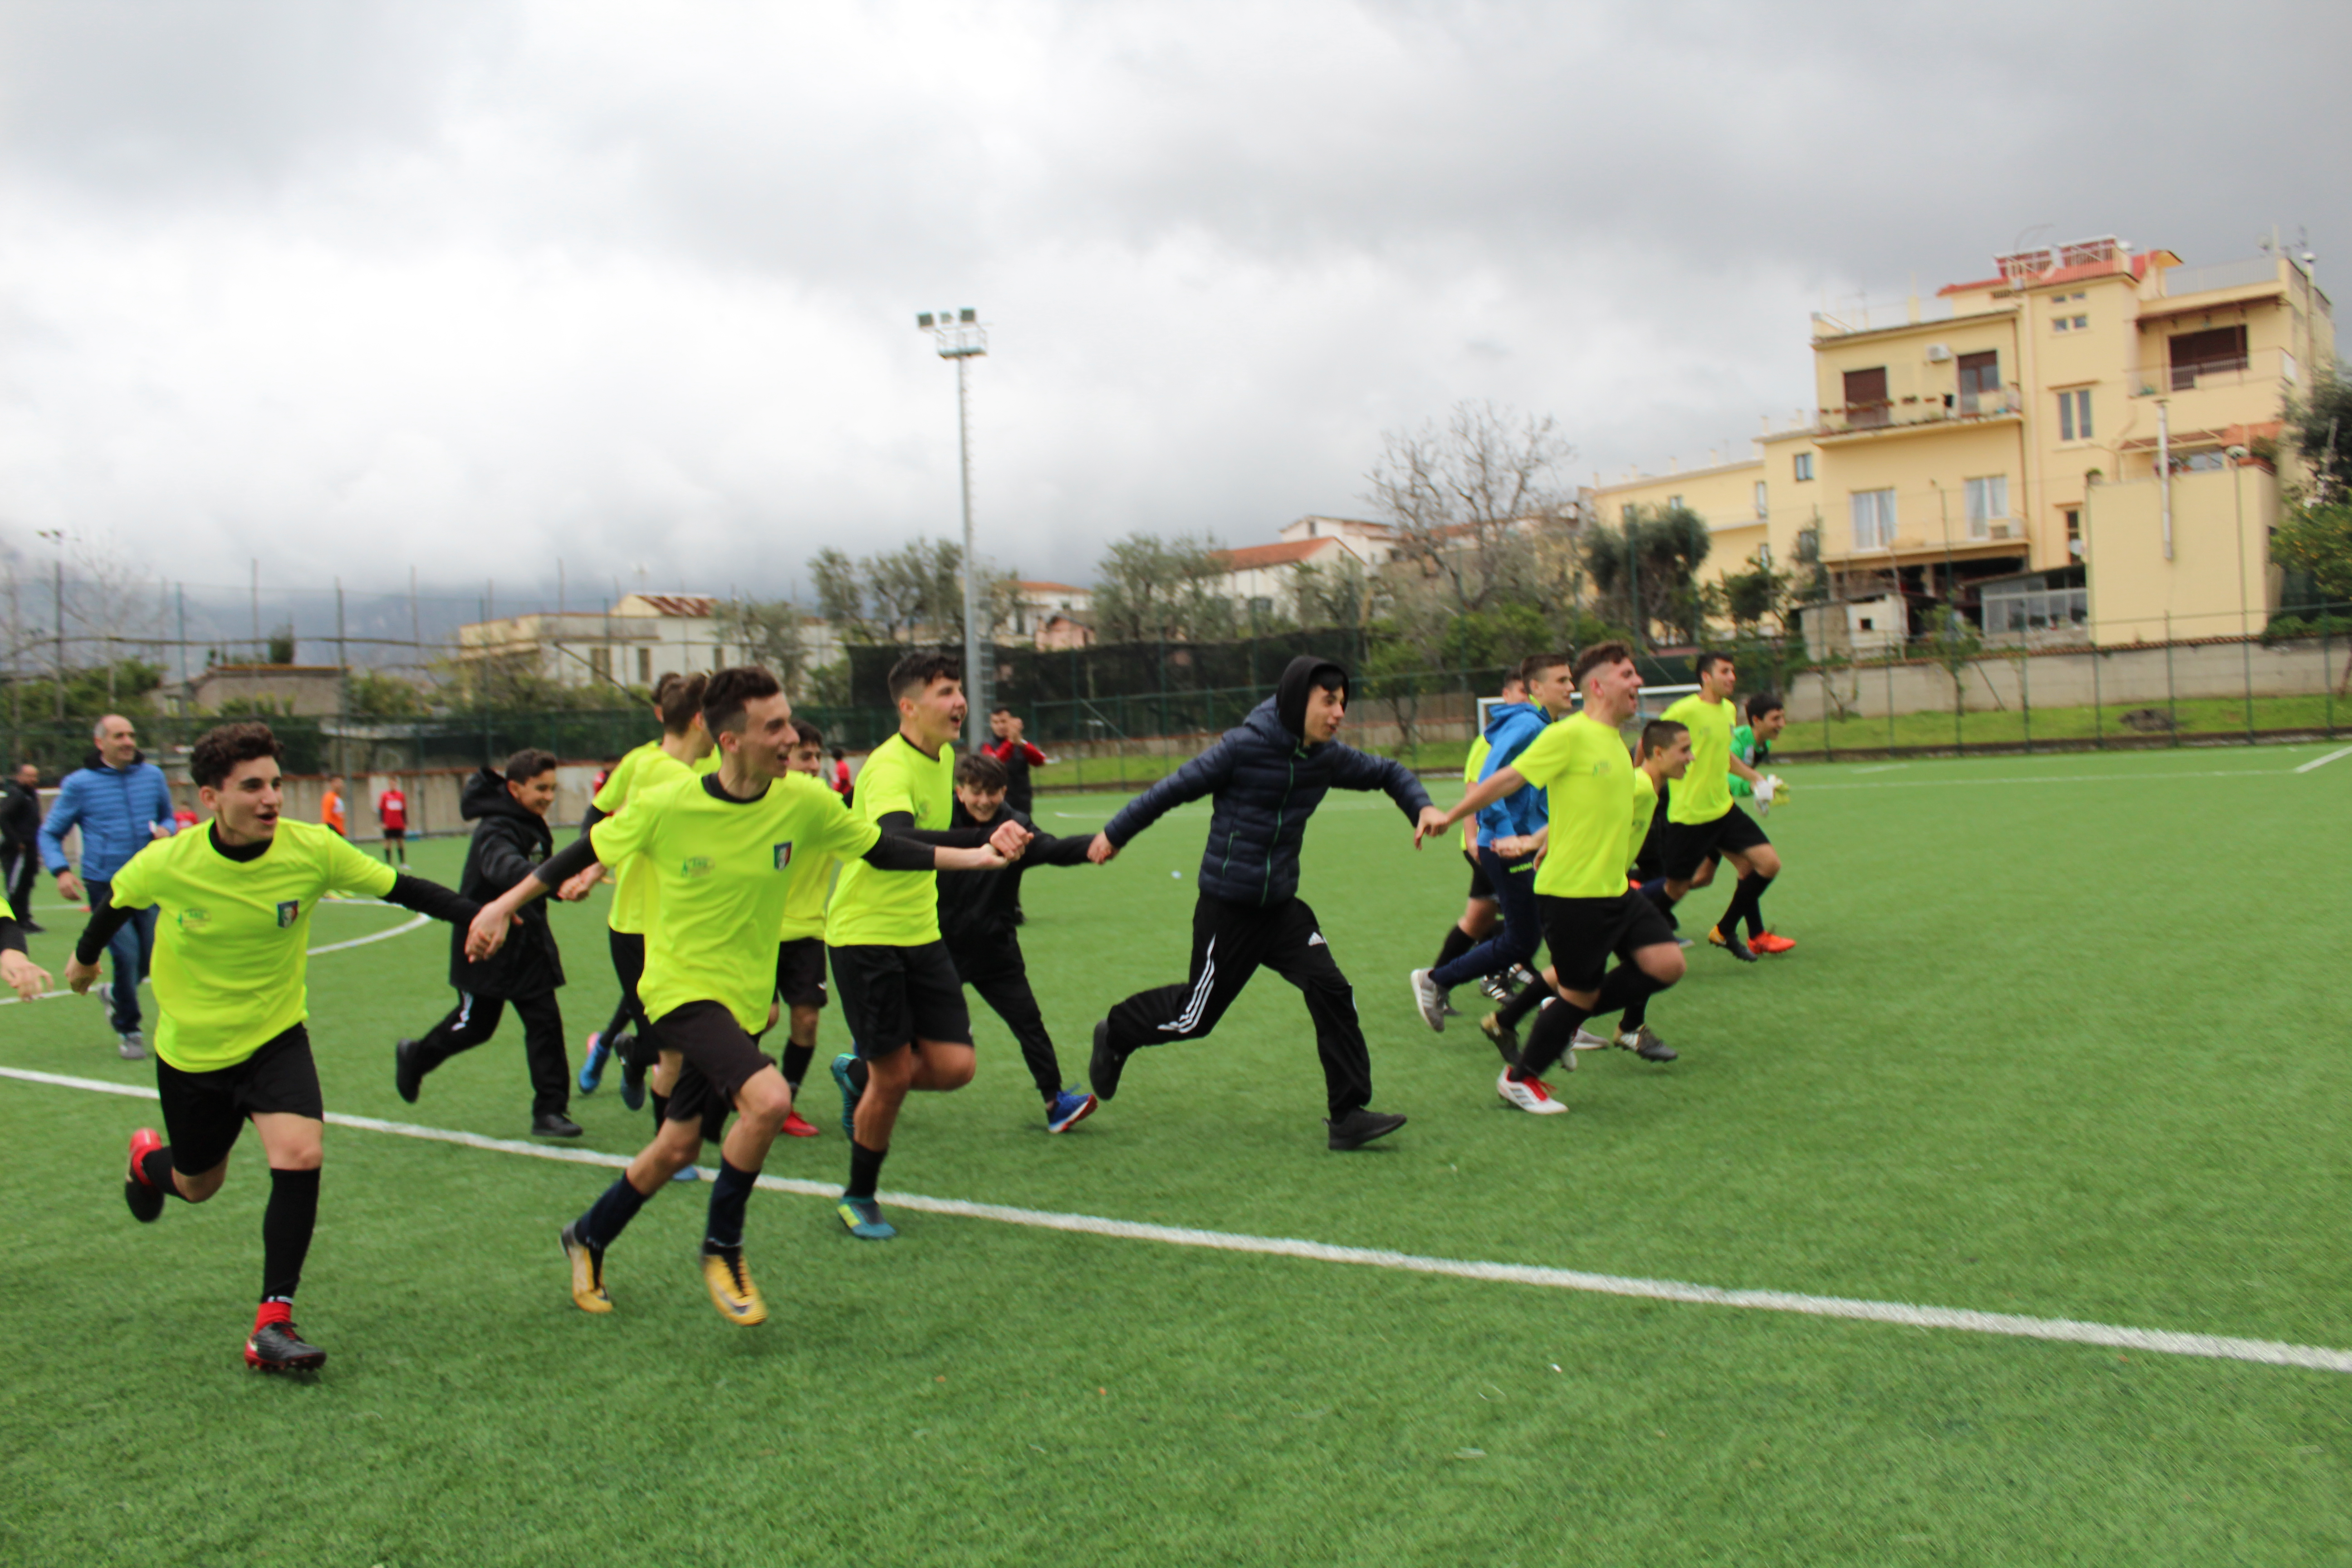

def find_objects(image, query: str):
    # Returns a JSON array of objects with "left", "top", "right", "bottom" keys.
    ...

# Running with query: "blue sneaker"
[
  {"left": 577, "top": 1031, "right": 612, "bottom": 1094},
  {"left": 829, "top": 1052, "right": 862, "bottom": 1139},
  {"left": 837, "top": 1195, "right": 895, "bottom": 1240},
  {"left": 1046, "top": 1088, "right": 1098, "bottom": 1134},
  {"left": 671, "top": 1162, "right": 700, "bottom": 1183}
]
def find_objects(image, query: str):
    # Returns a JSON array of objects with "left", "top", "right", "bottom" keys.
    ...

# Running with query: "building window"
[
  {"left": 636, "top": 647, "right": 652, "bottom": 684},
  {"left": 2171, "top": 449, "right": 2227, "bottom": 474},
  {"left": 2057, "top": 388, "right": 2092, "bottom": 441},
  {"left": 1667, "top": 495, "right": 1683, "bottom": 512},
  {"left": 589, "top": 646, "right": 611, "bottom": 681},
  {"left": 2065, "top": 507, "right": 2082, "bottom": 558},
  {"left": 1757, "top": 542, "right": 1774, "bottom": 569},
  {"left": 1754, "top": 480, "right": 1769, "bottom": 518},
  {"left": 1843, "top": 367, "right": 1890, "bottom": 428},
  {"left": 1965, "top": 476, "right": 2009, "bottom": 539},
  {"left": 1622, "top": 504, "right": 1637, "bottom": 524},
  {"left": 1957, "top": 350, "right": 2000, "bottom": 415},
  {"left": 2169, "top": 324, "right": 2249, "bottom": 390},
  {"left": 1851, "top": 488, "right": 1896, "bottom": 551},
  {"left": 1793, "top": 451, "right": 1814, "bottom": 482}
]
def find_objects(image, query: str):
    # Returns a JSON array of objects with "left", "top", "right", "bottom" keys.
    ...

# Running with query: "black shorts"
[
  {"left": 153, "top": 1024, "right": 324, "bottom": 1176},
  {"left": 1537, "top": 891, "right": 1679, "bottom": 994},
  {"left": 831, "top": 941, "right": 972, "bottom": 1058},
  {"left": 775, "top": 938, "right": 829, "bottom": 1010},
  {"left": 654, "top": 1001, "right": 775, "bottom": 1140},
  {"left": 1659, "top": 805, "right": 1769, "bottom": 882},
  {"left": 1463, "top": 849, "right": 1496, "bottom": 902},
  {"left": 383, "top": 828, "right": 406, "bottom": 842}
]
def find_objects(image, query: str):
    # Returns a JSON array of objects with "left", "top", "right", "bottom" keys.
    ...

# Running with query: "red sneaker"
[
  {"left": 781, "top": 1111, "right": 820, "bottom": 1138},
  {"left": 125, "top": 1128, "right": 165, "bottom": 1223}
]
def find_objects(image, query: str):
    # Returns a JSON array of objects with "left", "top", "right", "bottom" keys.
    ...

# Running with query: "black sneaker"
[
  {"left": 1478, "top": 1012, "right": 1520, "bottom": 1065},
  {"left": 1708, "top": 926, "right": 1757, "bottom": 963},
  {"left": 1326, "top": 1108, "right": 1407, "bottom": 1151},
  {"left": 393, "top": 1039, "right": 422, "bottom": 1103},
  {"left": 1615, "top": 1025, "right": 1678, "bottom": 1062},
  {"left": 245, "top": 1320, "right": 327, "bottom": 1372},
  {"left": 1089, "top": 1020, "right": 1130, "bottom": 1102},
  {"left": 532, "top": 1112, "right": 583, "bottom": 1138},
  {"left": 124, "top": 1127, "right": 165, "bottom": 1224}
]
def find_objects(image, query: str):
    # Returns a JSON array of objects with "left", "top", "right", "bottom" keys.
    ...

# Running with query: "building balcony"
[
  {"left": 1816, "top": 387, "right": 2022, "bottom": 441},
  {"left": 2125, "top": 355, "right": 2289, "bottom": 399},
  {"left": 1822, "top": 528, "right": 2029, "bottom": 567}
]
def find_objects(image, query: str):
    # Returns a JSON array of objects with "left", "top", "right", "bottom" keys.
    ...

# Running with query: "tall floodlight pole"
[{"left": 918, "top": 308, "right": 989, "bottom": 747}]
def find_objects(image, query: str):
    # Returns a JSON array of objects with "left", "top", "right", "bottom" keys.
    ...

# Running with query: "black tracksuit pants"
[
  {"left": 1104, "top": 892, "right": 1372, "bottom": 1119},
  {"left": 413, "top": 989, "right": 571, "bottom": 1118},
  {"left": 949, "top": 933, "right": 1062, "bottom": 1101},
  {"left": 598, "top": 929, "right": 662, "bottom": 1071},
  {"left": 2, "top": 839, "right": 36, "bottom": 926}
]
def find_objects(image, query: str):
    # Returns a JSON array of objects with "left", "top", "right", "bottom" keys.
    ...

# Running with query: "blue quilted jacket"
[{"left": 40, "top": 754, "right": 176, "bottom": 882}]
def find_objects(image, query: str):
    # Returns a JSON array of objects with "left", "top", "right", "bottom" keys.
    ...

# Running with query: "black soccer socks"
[{"left": 260, "top": 1167, "right": 321, "bottom": 1305}]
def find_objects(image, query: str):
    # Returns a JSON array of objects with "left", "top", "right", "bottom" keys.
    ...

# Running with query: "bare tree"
[
  {"left": 1366, "top": 402, "right": 1576, "bottom": 614},
  {"left": 1091, "top": 531, "right": 1234, "bottom": 643},
  {"left": 712, "top": 596, "right": 814, "bottom": 699}
]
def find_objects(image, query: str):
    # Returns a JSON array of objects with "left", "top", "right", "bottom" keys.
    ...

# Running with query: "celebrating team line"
[{"left": 16, "top": 639, "right": 1796, "bottom": 1370}]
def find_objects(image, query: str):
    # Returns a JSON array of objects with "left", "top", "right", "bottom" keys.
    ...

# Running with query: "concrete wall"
[
  {"left": 2083, "top": 466, "right": 2280, "bottom": 644},
  {"left": 1788, "top": 632, "right": 2342, "bottom": 723}
]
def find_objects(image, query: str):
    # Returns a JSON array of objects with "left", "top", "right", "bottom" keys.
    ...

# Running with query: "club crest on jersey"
[
  {"left": 275, "top": 900, "right": 300, "bottom": 927},
  {"left": 773, "top": 842, "right": 794, "bottom": 870},
  {"left": 681, "top": 856, "right": 715, "bottom": 878}
]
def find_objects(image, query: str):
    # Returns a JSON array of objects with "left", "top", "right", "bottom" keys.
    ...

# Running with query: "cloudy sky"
[{"left": 3, "top": 0, "right": 2346, "bottom": 607}]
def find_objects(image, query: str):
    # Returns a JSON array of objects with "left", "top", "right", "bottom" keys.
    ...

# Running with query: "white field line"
[
  {"left": 1849, "top": 764, "right": 1908, "bottom": 774},
  {"left": 2294, "top": 745, "right": 2352, "bottom": 773},
  {"left": 3, "top": 1063, "right": 2344, "bottom": 1377},
  {"left": 0, "top": 911, "right": 426, "bottom": 1005},
  {"left": 1800, "top": 767, "right": 2300, "bottom": 791}
]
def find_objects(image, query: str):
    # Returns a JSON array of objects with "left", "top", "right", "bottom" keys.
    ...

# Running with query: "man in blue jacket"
[
  {"left": 1084, "top": 656, "right": 1447, "bottom": 1150},
  {"left": 1410, "top": 652, "right": 1575, "bottom": 1030},
  {"left": 40, "top": 714, "right": 176, "bottom": 1058}
]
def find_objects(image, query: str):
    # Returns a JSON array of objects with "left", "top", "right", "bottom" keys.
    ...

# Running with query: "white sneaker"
[
  {"left": 1409, "top": 969, "right": 1447, "bottom": 1033},
  {"left": 1570, "top": 1026, "right": 1611, "bottom": 1051},
  {"left": 1495, "top": 1068, "right": 1567, "bottom": 1115},
  {"left": 118, "top": 1032, "right": 147, "bottom": 1061}
]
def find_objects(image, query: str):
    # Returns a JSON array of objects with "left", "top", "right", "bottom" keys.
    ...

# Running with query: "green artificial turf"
[{"left": 3, "top": 745, "right": 2349, "bottom": 1565}]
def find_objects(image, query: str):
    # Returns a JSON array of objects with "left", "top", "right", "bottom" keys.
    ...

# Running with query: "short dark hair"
[
  {"left": 1640, "top": 718, "right": 1689, "bottom": 756},
  {"left": 989, "top": 705, "right": 1014, "bottom": 717},
  {"left": 1572, "top": 641, "right": 1633, "bottom": 683},
  {"left": 888, "top": 651, "right": 961, "bottom": 705},
  {"left": 503, "top": 747, "right": 559, "bottom": 784},
  {"left": 1517, "top": 652, "right": 1575, "bottom": 686},
  {"left": 1745, "top": 691, "right": 1785, "bottom": 722},
  {"left": 1498, "top": 671, "right": 1527, "bottom": 693},
  {"left": 1694, "top": 650, "right": 1733, "bottom": 678},
  {"left": 790, "top": 718, "right": 823, "bottom": 748},
  {"left": 703, "top": 665, "right": 782, "bottom": 737},
  {"left": 829, "top": 745, "right": 845, "bottom": 760},
  {"left": 654, "top": 671, "right": 710, "bottom": 734},
  {"left": 190, "top": 721, "right": 284, "bottom": 789},
  {"left": 955, "top": 752, "right": 1008, "bottom": 792}
]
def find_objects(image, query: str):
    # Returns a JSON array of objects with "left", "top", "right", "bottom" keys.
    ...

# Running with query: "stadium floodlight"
[{"left": 916, "top": 306, "right": 991, "bottom": 743}]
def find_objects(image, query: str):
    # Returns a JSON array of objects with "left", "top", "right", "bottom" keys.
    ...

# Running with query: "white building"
[
  {"left": 453, "top": 593, "right": 842, "bottom": 691},
  {"left": 1209, "top": 516, "right": 1395, "bottom": 616}
]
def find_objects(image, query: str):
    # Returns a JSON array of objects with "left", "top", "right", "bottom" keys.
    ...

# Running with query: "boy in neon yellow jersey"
[
  {"left": 826, "top": 652, "right": 1035, "bottom": 1239},
  {"left": 572, "top": 672, "right": 713, "bottom": 1111},
  {"left": 1429, "top": 643, "right": 1686, "bottom": 1115},
  {"left": 69, "top": 722, "right": 478, "bottom": 1372},
  {"left": 772, "top": 717, "right": 840, "bottom": 1137},
  {"left": 1655, "top": 652, "right": 1781, "bottom": 961},
  {"left": 469, "top": 666, "right": 1020, "bottom": 1323}
]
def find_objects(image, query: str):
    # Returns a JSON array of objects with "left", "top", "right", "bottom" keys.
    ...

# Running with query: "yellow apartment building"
[{"left": 1589, "top": 235, "right": 2333, "bottom": 649}]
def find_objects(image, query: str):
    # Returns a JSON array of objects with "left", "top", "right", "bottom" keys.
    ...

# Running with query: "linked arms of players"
[
  {"left": 0, "top": 908, "right": 44, "bottom": 1000},
  {"left": 1418, "top": 765, "right": 1528, "bottom": 848}
]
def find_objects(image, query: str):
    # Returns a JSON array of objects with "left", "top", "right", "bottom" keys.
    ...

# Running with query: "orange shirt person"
[{"left": 322, "top": 778, "right": 347, "bottom": 838}]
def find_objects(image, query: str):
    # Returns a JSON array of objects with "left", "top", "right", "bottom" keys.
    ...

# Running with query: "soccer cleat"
[
  {"left": 1325, "top": 1108, "right": 1407, "bottom": 1150},
  {"left": 829, "top": 1052, "right": 862, "bottom": 1138},
  {"left": 393, "top": 1038, "right": 423, "bottom": 1103},
  {"left": 118, "top": 1031, "right": 146, "bottom": 1061},
  {"left": 1089, "top": 1019, "right": 1130, "bottom": 1102},
  {"left": 670, "top": 1163, "right": 700, "bottom": 1183},
  {"left": 699, "top": 1248, "right": 767, "bottom": 1326},
  {"left": 1750, "top": 931, "right": 1797, "bottom": 955},
  {"left": 1046, "top": 1088, "right": 1098, "bottom": 1134},
  {"left": 578, "top": 1031, "right": 612, "bottom": 1093},
  {"left": 1571, "top": 1025, "right": 1612, "bottom": 1050},
  {"left": 617, "top": 1035, "right": 647, "bottom": 1112},
  {"left": 559, "top": 1221, "right": 612, "bottom": 1313},
  {"left": 1510, "top": 965, "right": 1540, "bottom": 990},
  {"left": 1616, "top": 1025, "right": 1677, "bottom": 1062},
  {"left": 1709, "top": 925, "right": 1758, "bottom": 963},
  {"left": 244, "top": 1320, "right": 327, "bottom": 1372},
  {"left": 781, "top": 1110, "right": 820, "bottom": 1138},
  {"left": 838, "top": 1195, "right": 896, "bottom": 1240},
  {"left": 1408, "top": 969, "right": 1447, "bottom": 1033},
  {"left": 1478, "top": 1012, "right": 1519, "bottom": 1064},
  {"left": 125, "top": 1127, "right": 165, "bottom": 1223},
  {"left": 1477, "top": 973, "right": 1516, "bottom": 1004},
  {"left": 1495, "top": 1069, "right": 1568, "bottom": 1115},
  {"left": 1440, "top": 996, "right": 1462, "bottom": 1018}
]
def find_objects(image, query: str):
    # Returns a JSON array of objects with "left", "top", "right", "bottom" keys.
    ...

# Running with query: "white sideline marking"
[
  {"left": 1850, "top": 764, "right": 1908, "bottom": 774},
  {"left": 2294, "top": 745, "right": 2352, "bottom": 773},
  {"left": 1803, "top": 767, "right": 2299, "bottom": 791},
  {"left": 0, "top": 912, "right": 427, "bottom": 1005},
  {"left": 3, "top": 1064, "right": 2344, "bottom": 1377}
]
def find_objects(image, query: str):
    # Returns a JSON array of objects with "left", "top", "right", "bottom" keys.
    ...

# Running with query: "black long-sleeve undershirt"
[{"left": 0, "top": 916, "right": 24, "bottom": 958}]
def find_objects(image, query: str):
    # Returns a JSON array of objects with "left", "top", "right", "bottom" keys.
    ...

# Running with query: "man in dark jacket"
[
  {"left": 1, "top": 763, "right": 42, "bottom": 932},
  {"left": 940, "top": 751, "right": 1098, "bottom": 1132},
  {"left": 1084, "top": 656, "right": 1446, "bottom": 1149},
  {"left": 393, "top": 750, "right": 580, "bottom": 1137}
]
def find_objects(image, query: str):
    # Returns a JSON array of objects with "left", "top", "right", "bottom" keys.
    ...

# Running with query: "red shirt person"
[
  {"left": 375, "top": 785, "right": 410, "bottom": 866},
  {"left": 981, "top": 709, "right": 1048, "bottom": 815}
]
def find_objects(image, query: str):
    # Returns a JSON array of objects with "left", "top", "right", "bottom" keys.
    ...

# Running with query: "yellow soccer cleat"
[
  {"left": 700, "top": 1248, "right": 768, "bottom": 1327},
  {"left": 560, "top": 1222, "right": 612, "bottom": 1314}
]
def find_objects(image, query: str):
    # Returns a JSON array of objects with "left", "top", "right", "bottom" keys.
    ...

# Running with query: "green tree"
[
  {"left": 1580, "top": 504, "right": 1712, "bottom": 645},
  {"left": 1090, "top": 532, "right": 1235, "bottom": 643},
  {"left": 712, "top": 596, "right": 814, "bottom": 698},
  {"left": 2285, "top": 370, "right": 2352, "bottom": 503},
  {"left": 346, "top": 670, "right": 431, "bottom": 717},
  {"left": 2272, "top": 501, "right": 2352, "bottom": 602}
]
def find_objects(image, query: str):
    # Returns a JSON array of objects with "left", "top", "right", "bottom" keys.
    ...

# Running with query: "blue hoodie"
[
  {"left": 40, "top": 751, "right": 175, "bottom": 882},
  {"left": 1471, "top": 700, "right": 1554, "bottom": 847}
]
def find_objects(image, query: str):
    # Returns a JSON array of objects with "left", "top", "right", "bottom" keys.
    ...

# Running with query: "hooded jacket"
[
  {"left": 1102, "top": 655, "right": 1433, "bottom": 907},
  {"left": 39, "top": 747, "right": 176, "bottom": 882},
  {"left": 1470, "top": 700, "right": 1554, "bottom": 847},
  {"left": 447, "top": 766, "right": 564, "bottom": 998}
]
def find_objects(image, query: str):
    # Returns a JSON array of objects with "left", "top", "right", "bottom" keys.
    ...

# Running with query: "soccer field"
[{"left": 4, "top": 743, "right": 2349, "bottom": 1566}]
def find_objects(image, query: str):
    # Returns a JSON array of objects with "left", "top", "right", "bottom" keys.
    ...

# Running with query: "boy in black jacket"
[
  {"left": 940, "top": 752, "right": 1098, "bottom": 1132},
  {"left": 393, "top": 749, "right": 580, "bottom": 1137},
  {"left": 1086, "top": 656, "right": 1446, "bottom": 1149}
]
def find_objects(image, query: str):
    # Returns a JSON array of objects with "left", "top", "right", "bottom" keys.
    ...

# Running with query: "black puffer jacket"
[
  {"left": 1102, "top": 655, "right": 1432, "bottom": 907},
  {"left": 937, "top": 798, "right": 1093, "bottom": 951},
  {"left": 447, "top": 766, "right": 564, "bottom": 998}
]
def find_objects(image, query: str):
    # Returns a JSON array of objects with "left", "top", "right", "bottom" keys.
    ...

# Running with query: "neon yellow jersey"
[
  {"left": 593, "top": 741, "right": 698, "bottom": 935},
  {"left": 1510, "top": 713, "right": 1640, "bottom": 898},
  {"left": 104, "top": 820, "right": 398, "bottom": 1072},
  {"left": 591, "top": 771, "right": 878, "bottom": 1032},
  {"left": 1658, "top": 694, "right": 1735, "bottom": 825},
  {"left": 778, "top": 833, "right": 839, "bottom": 942},
  {"left": 1463, "top": 735, "right": 1490, "bottom": 786},
  {"left": 1627, "top": 769, "right": 1660, "bottom": 873},
  {"left": 825, "top": 733, "right": 954, "bottom": 948}
]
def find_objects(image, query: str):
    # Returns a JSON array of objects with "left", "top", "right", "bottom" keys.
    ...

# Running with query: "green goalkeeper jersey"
[{"left": 1728, "top": 723, "right": 1773, "bottom": 797}]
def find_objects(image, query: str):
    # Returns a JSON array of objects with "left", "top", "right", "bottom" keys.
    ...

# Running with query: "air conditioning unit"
[
  {"left": 1988, "top": 521, "right": 2017, "bottom": 540},
  {"left": 1925, "top": 343, "right": 1954, "bottom": 362}
]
